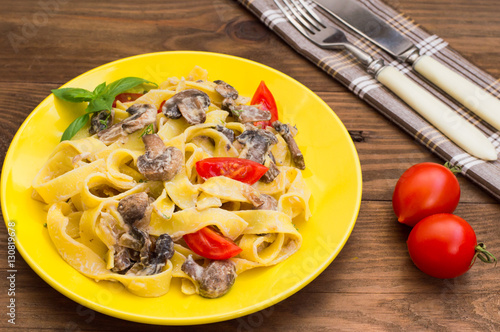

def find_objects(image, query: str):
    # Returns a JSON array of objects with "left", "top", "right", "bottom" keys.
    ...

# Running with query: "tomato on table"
[
  {"left": 196, "top": 157, "right": 269, "bottom": 185},
  {"left": 251, "top": 81, "right": 279, "bottom": 128},
  {"left": 407, "top": 213, "right": 496, "bottom": 279},
  {"left": 392, "top": 162, "right": 460, "bottom": 227},
  {"left": 112, "top": 93, "right": 144, "bottom": 107},
  {"left": 183, "top": 226, "right": 242, "bottom": 260}
]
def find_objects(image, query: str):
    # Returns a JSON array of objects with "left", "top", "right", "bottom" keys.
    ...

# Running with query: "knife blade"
[{"left": 314, "top": 0, "right": 500, "bottom": 133}]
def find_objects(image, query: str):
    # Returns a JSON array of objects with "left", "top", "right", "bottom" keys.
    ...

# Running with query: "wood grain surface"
[{"left": 1, "top": 0, "right": 500, "bottom": 330}]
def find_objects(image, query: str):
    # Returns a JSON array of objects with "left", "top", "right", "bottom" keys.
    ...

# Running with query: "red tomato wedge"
[
  {"left": 183, "top": 226, "right": 242, "bottom": 260},
  {"left": 196, "top": 157, "right": 269, "bottom": 185},
  {"left": 112, "top": 93, "right": 144, "bottom": 107},
  {"left": 158, "top": 100, "right": 166, "bottom": 113},
  {"left": 251, "top": 81, "right": 278, "bottom": 128}
]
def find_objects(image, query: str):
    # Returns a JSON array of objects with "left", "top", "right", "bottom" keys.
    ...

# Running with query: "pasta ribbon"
[{"left": 47, "top": 202, "right": 173, "bottom": 297}]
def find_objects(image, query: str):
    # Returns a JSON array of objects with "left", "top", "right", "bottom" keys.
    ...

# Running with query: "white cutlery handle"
[
  {"left": 376, "top": 66, "right": 497, "bottom": 160},
  {"left": 414, "top": 55, "right": 500, "bottom": 131}
]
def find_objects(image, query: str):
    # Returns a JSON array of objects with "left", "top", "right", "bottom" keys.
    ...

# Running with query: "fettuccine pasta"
[{"left": 33, "top": 66, "right": 311, "bottom": 298}]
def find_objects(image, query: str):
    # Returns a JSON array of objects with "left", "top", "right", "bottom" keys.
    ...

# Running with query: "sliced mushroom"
[
  {"left": 111, "top": 245, "right": 132, "bottom": 273},
  {"left": 98, "top": 104, "right": 156, "bottom": 144},
  {"left": 162, "top": 102, "right": 182, "bottom": 119},
  {"left": 126, "top": 103, "right": 147, "bottom": 115},
  {"left": 273, "top": 121, "right": 305, "bottom": 170},
  {"left": 154, "top": 233, "right": 175, "bottom": 262},
  {"left": 215, "top": 124, "right": 235, "bottom": 143},
  {"left": 117, "top": 192, "right": 150, "bottom": 225},
  {"left": 236, "top": 128, "right": 278, "bottom": 165},
  {"left": 89, "top": 110, "right": 114, "bottom": 135},
  {"left": 255, "top": 194, "right": 278, "bottom": 211},
  {"left": 114, "top": 193, "right": 175, "bottom": 276},
  {"left": 214, "top": 80, "right": 239, "bottom": 112},
  {"left": 181, "top": 255, "right": 237, "bottom": 298},
  {"left": 137, "top": 134, "right": 183, "bottom": 181},
  {"left": 231, "top": 105, "right": 271, "bottom": 124},
  {"left": 116, "top": 224, "right": 149, "bottom": 261},
  {"left": 214, "top": 80, "right": 238, "bottom": 100},
  {"left": 236, "top": 128, "right": 280, "bottom": 182},
  {"left": 162, "top": 89, "right": 210, "bottom": 125},
  {"left": 126, "top": 233, "right": 175, "bottom": 276},
  {"left": 260, "top": 152, "right": 280, "bottom": 183}
]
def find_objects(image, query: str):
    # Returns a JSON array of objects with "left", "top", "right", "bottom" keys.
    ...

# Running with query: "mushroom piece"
[
  {"left": 215, "top": 124, "right": 235, "bottom": 143},
  {"left": 117, "top": 192, "right": 150, "bottom": 225},
  {"left": 181, "top": 255, "right": 237, "bottom": 299},
  {"left": 231, "top": 105, "right": 271, "bottom": 124},
  {"left": 214, "top": 80, "right": 238, "bottom": 100},
  {"left": 261, "top": 161, "right": 280, "bottom": 183},
  {"left": 116, "top": 193, "right": 152, "bottom": 263},
  {"left": 119, "top": 226, "right": 151, "bottom": 264},
  {"left": 256, "top": 194, "right": 278, "bottom": 211},
  {"left": 236, "top": 128, "right": 278, "bottom": 165},
  {"left": 126, "top": 233, "right": 175, "bottom": 276},
  {"left": 113, "top": 194, "right": 176, "bottom": 276},
  {"left": 214, "top": 80, "right": 239, "bottom": 111},
  {"left": 137, "top": 134, "right": 183, "bottom": 181},
  {"left": 236, "top": 128, "right": 280, "bottom": 182},
  {"left": 97, "top": 104, "right": 157, "bottom": 144},
  {"left": 111, "top": 245, "right": 132, "bottom": 273},
  {"left": 273, "top": 121, "right": 305, "bottom": 170},
  {"left": 89, "top": 110, "right": 114, "bottom": 135},
  {"left": 162, "top": 89, "right": 210, "bottom": 125}
]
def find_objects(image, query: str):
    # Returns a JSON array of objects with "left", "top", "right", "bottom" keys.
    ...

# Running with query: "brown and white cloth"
[{"left": 236, "top": 0, "right": 500, "bottom": 201}]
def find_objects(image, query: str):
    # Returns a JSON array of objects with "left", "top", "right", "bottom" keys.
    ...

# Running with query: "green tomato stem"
[
  {"left": 444, "top": 161, "right": 462, "bottom": 174},
  {"left": 471, "top": 243, "right": 497, "bottom": 267}
]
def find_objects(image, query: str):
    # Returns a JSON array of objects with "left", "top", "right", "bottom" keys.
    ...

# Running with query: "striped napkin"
[{"left": 236, "top": 0, "right": 500, "bottom": 201}]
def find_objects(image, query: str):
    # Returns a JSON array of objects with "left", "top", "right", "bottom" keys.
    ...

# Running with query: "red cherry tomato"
[
  {"left": 196, "top": 157, "right": 269, "bottom": 185},
  {"left": 183, "top": 226, "right": 242, "bottom": 260},
  {"left": 407, "top": 214, "right": 496, "bottom": 279},
  {"left": 250, "top": 81, "right": 278, "bottom": 128},
  {"left": 392, "top": 162, "right": 460, "bottom": 227},
  {"left": 112, "top": 93, "right": 144, "bottom": 107}
]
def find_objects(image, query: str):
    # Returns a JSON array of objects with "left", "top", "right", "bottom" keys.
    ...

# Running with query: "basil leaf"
[
  {"left": 61, "top": 113, "right": 90, "bottom": 141},
  {"left": 93, "top": 82, "right": 107, "bottom": 97},
  {"left": 52, "top": 88, "right": 94, "bottom": 103},
  {"left": 86, "top": 96, "right": 113, "bottom": 114},
  {"left": 104, "top": 77, "right": 157, "bottom": 98}
]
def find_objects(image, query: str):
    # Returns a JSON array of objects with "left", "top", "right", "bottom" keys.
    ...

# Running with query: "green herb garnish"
[
  {"left": 52, "top": 77, "right": 157, "bottom": 141},
  {"left": 140, "top": 123, "right": 155, "bottom": 138},
  {"left": 98, "top": 111, "right": 112, "bottom": 129}
]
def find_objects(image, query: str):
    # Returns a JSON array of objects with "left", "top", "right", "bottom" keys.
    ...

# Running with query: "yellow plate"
[{"left": 1, "top": 51, "right": 361, "bottom": 325}]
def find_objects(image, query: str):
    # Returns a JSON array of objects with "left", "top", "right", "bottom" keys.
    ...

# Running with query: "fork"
[{"left": 273, "top": 0, "right": 497, "bottom": 161}]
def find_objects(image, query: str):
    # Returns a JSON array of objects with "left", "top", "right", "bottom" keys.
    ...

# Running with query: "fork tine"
[
  {"left": 282, "top": 0, "right": 317, "bottom": 33},
  {"left": 273, "top": 0, "right": 315, "bottom": 35},
  {"left": 289, "top": 0, "right": 323, "bottom": 30},
  {"left": 295, "top": 0, "right": 326, "bottom": 28}
]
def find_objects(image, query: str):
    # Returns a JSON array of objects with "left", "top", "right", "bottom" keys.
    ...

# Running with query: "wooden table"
[{"left": 1, "top": 0, "right": 500, "bottom": 330}]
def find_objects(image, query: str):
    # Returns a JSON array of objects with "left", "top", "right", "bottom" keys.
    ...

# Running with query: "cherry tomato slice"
[
  {"left": 112, "top": 93, "right": 144, "bottom": 107},
  {"left": 250, "top": 81, "right": 278, "bottom": 128},
  {"left": 158, "top": 100, "right": 166, "bottom": 113},
  {"left": 183, "top": 226, "right": 242, "bottom": 260},
  {"left": 196, "top": 157, "right": 269, "bottom": 185}
]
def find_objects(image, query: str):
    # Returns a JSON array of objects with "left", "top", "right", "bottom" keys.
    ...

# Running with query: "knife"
[{"left": 314, "top": 0, "right": 500, "bottom": 133}]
